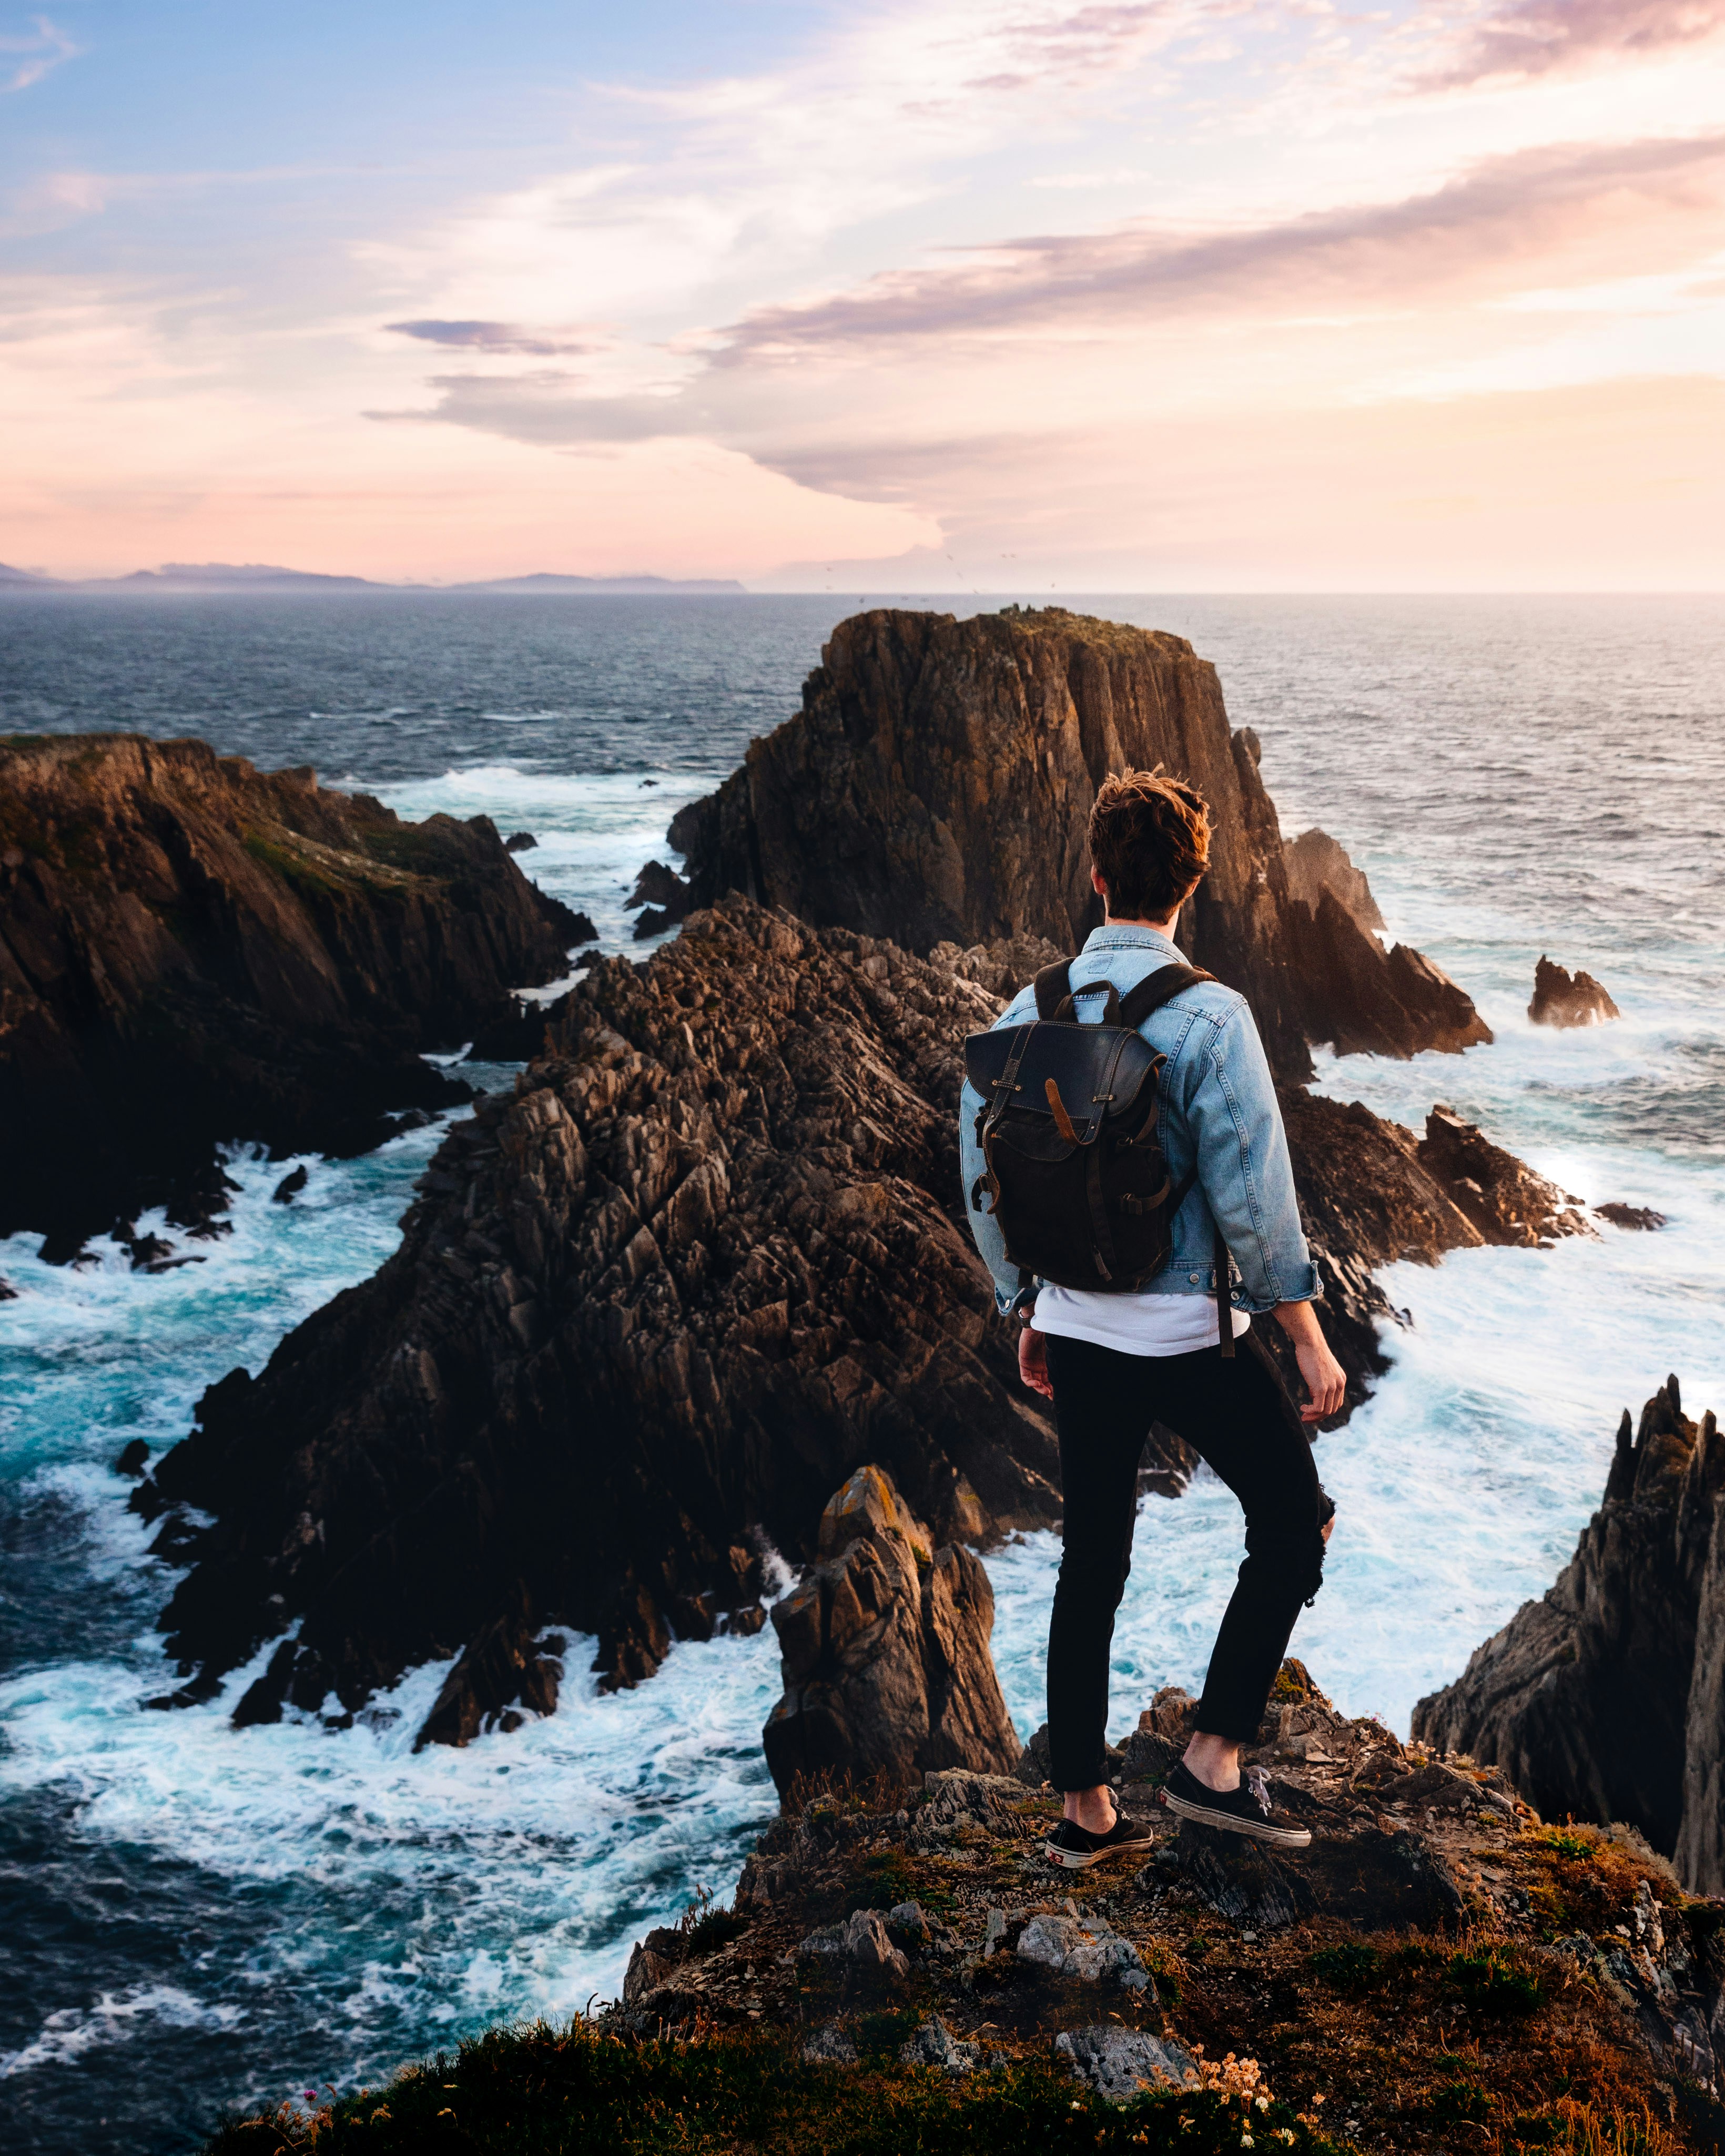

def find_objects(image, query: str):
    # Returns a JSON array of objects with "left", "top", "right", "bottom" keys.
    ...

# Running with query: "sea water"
[{"left": 2, "top": 593, "right": 1722, "bottom": 2153}]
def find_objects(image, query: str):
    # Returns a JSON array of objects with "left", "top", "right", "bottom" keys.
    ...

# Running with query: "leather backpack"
[{"left": 965, "top": 958, "right": 1236, "bottom": 1356}]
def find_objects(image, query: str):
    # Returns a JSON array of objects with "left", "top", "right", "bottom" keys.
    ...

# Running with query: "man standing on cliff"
[{"left": 960, "top": 769, "right": 1344, "bottom": 1866}]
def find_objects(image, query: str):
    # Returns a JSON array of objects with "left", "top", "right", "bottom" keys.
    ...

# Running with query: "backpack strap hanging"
[{"left": 1214, "top": 1225, "right": 1236, "bottom": 1359}]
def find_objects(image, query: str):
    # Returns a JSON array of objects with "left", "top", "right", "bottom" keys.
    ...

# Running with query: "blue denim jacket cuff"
[
  {"left": 996, "top": 1282, "right": 1039, "bottom": 1318},
  {"left": 1274, "top": 1260, "right": 1321, "bottom": 1304}
]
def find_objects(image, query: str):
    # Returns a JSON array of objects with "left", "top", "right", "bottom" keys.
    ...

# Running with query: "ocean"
[{"left": 2, "top": 591, "right": 1722, "bottom": 2153}]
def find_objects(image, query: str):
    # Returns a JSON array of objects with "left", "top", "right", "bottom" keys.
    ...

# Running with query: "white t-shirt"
[{"left": 1036, "top": 1282, "right": 1251, "bottom": 1357}]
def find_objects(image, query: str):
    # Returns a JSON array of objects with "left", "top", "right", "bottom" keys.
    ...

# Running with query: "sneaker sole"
[
  {"left": 1160, "top": 1787, "right": 1313, "bottom": 1847},
  {"left": 1041, "top": 1834, "right": 1155, "bottom": 1870}
]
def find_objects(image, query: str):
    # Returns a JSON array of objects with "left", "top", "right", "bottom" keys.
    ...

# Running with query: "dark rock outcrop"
[
  {"left": 134, "top": 898, "right": 1072, "bottom": 1735},
  {"left": 0, "top": 733, "right": 584, "bottom": 1250},
  {"left": 1413, "top": 1378, "right": 1725, "bottom": 1891},
  {"left": 1282, "top": 828, "right": 1386, "bottom": 933},
  {"left": 762, "top": 1465, "right": 1020, "bottom": 1797},
  {"left": 1529, "top": 955, "right": 1620, "bottom": 1028},
  {"left": 626, "top": 859, "right": 694, "bottom": 940},
  {"left": 504, "top": 830, "right": 537, "bottom": 852},
  {"left": 668, "top": 607, "right": 1489, "bottom": 1077},
  {"left": 1597, "top": 1202, "right": 1666, "bottom": 1231}
]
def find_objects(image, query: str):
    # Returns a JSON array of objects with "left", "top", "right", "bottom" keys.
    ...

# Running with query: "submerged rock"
[
  {"left": 1413, "top": 1377, "right": 1725, "bottom": 1893},
  {"left": 0, "top": 733, "right": 583, "bottom": 1249},
  {"left": 1529, "top": 954, "right": 1620, "bottom": 1028},
  {"left": 762, "top": 1465, "right": 1021, "bottom": 1797},
  {"left": 669, "top": 607, "right": 1489, "bottom": 1079}
]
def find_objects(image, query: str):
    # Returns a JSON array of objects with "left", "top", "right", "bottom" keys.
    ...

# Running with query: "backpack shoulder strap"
[
  {"left": 1033, "top": 958, "right": 1074, "bottom": 1020},
  {"left": 1118, "top": 961, "right": 1213, "bottom": 1031}
]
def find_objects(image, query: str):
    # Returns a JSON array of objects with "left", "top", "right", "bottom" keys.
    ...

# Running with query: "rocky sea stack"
[
  {"left": 666, "top": 608, "right": 1491, "bottom": 1071},
  {"left": 0, "top": 732, "right": 590, "bottom": 1254},
  {"left": 1529, "top": 955, "right": 1621, "bottom": 1029},
  {"left": 1414, "top": 1378, "right": 1725, "bottom": 1896}
]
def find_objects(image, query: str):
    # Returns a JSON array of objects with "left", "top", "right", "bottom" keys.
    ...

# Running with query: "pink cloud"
[
  {"left": 710, "top": 130, "right": 1725, "bottom": 358},
  {"left": 1424, "top": 0, "right": 1725, "bottom": 89}
]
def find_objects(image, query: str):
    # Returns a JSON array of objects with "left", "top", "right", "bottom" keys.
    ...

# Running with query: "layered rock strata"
[
  {"left": 0, "top": 733, "right": 587, "bottom": 1252},
  {"left": 763, "top": 1464, "right": 1021, "bottom": 1797},
  {"left": 1529, "top": 955, "right": 1621, "bottom": 1028},
  {"left": 1413, "top": 1378, "right": 1725, "bottom": 1894},
  {"left": 134, "top": 899, "right": 1075, "bottom": 1735},
  {"left": 666, "top": 608, "right": 1489, "bottom": 1076}
]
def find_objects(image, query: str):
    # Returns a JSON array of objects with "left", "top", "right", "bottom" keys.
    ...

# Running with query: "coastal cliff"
[
  {"left": 667, "top": 609, "right": 1489, "bottom": 1076},
  {"left": 0, "top": 733, "right": 587, "bottom": 1253},
  {"left": 1413, "top": 1379, "right": 1725, "bottom": 1895}
]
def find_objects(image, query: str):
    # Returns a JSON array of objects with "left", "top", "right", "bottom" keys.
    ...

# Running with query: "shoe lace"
[{"left": 1245, "top": 1765, "right": 1273, "bottom": 1817}]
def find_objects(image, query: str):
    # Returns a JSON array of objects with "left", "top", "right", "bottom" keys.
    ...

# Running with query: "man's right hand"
[{"left": 1018, "top": 1322, "right": 1053, "bottom": 1400}]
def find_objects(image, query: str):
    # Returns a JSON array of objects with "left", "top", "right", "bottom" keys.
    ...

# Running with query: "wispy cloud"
[
  {"left": 708, "top": 131, "right": 1725, "bottom": 358},
  {"left": 1, "top": 12, "right": 79, "bottom": 93},
  {"left": 1423, "top": 0, "right": 1725, "bottom": 89},
  {"left": 385, "top": 319, "right": 603, "bottom": 357}
]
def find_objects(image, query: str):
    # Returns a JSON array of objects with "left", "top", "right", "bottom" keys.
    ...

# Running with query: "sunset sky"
[{"left": 4, "top": 1, "right": 1723, "bottom": 588}]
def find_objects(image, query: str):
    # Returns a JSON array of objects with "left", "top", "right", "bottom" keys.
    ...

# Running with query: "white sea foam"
[
  {"left": 0, "top": 1985, "right": 246, "bottom": 2080},
  {"left": 377, "top": 765, "right": 721, "bottom": 953}
]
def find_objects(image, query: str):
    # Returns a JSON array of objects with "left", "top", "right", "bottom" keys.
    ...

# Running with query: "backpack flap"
[{"left": 965, "top": 1022, "right": 1159, "bottom": 1146}]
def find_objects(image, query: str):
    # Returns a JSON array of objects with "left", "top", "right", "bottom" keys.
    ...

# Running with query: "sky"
[{"left": 3, "top": 1, "right": 1723, "bottom": 588}]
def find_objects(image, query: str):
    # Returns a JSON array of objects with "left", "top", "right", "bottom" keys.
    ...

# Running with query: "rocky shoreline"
[{"left": 0, "top": 732, "right": 588, "bottom": 1257}]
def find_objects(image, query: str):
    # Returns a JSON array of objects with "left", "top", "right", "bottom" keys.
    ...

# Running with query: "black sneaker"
[
  {"left": 1042, "top": 1809, "right": 1157, "bottom": 1870},
  {"left": 1160, "top": 1761, "right": 1312, "bottom": 1847}
]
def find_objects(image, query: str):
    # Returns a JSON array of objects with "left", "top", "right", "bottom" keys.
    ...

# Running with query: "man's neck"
[{"left": 1102, "top": 912, "right": 1180, "bottom": 938}]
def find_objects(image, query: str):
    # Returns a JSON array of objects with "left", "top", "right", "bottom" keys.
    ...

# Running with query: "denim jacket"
[{"left": 958, "top": 922, "right": 1320, "bottom": 1318}]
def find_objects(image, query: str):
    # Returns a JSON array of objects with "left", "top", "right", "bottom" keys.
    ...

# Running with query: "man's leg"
[
  {"left": 1150, "top": 1333, "right": 1332, "bottom": 1787},
  {"left": 1043, "top": 1333, "right": 1158, "bottom": 1825}
]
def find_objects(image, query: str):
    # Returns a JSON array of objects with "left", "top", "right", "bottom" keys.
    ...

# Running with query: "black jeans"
[{"left": 1044, "top": 1327, "right": 1332, "bottom": 1791}]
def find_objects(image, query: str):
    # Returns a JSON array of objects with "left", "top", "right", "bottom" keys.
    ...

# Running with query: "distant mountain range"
[{"left": 0, "top": 561, "right": 748, "bottom": 595}]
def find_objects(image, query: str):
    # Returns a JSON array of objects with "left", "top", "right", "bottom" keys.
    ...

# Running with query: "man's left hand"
[{"left": 1018, "top": 1322, "right": 1053, "bottom": 1400}]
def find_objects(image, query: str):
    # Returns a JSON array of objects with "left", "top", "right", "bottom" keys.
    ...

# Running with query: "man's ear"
[{"left": 1090, "top": 867, "right": 1108, "bottom": 899}]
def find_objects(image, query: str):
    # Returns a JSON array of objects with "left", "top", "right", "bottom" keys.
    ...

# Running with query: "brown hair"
[{"left": 1088, "top": 768, "right": 1212, "bottom": 920}]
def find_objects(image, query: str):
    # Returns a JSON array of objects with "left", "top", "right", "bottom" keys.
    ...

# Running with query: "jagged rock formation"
[
  {"left": 134, "top": 899, "right": 1076, "bottom": 1735},
  {"left": 762, "top": 1465, "right": 1020, "bottom": 1797},
  {"left": 1529, "top": 954, "right": 1620, "bottom": 1028},
  {"left": 1413, "top": 1379, "right": 1725, "bottom": 1893},
  {"left": 626, "top": 858, "right": 695, "bottom": 940},
  {"left": 0, "top": 733, "right": 586, "bottom": 1253},
  {"left": 1282, "top": 828, "right": 1386, "bottom": 933},
  {"left": 666, "top": 608, "right": 1489, "bottom": 1076}
]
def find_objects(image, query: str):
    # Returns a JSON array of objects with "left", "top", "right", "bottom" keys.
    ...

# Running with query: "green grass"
[
  {"left": 1444, "top": 1949, "right": 1543, "bottom": 2017},
  {"left": 1306, "top": 1945, "right": 1383, "bottom": 1995},
  {"left": 205, "top": 2021, "right": 1349, "bottom": 2155},
  {"left": 1428, "top": 2079, "right": 1495, "bottom": 2128},
  {"left": 841, "top": 1851, "right": 955, "bottom": 1918}
]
